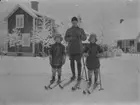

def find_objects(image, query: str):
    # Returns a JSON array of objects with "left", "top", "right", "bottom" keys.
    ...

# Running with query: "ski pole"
[
  {"left": 98, "top": 68, "right": 104, "bottom": 91},
  {"left": 82, "top": 56, "right": 88, "bottom": 81},
  {"left": 0, "top": 48, "right": 2, "bottom": 60},
  {"left": 81, "top": 57, "right": 84, "bottom": 80}
]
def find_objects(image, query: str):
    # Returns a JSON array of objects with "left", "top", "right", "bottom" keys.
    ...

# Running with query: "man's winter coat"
[{"left": 65, "top": 26, "right": 87, "bottom": 55}]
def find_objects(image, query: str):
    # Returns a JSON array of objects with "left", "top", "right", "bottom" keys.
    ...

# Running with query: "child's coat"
[
  {"left": 84, "top": 43, "right": 103, "bottom": 70},
  {"left": 49, "top": 42, "right": 65, "bottom": 68}
]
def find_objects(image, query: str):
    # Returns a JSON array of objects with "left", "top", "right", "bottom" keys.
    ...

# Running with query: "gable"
[{"left": 4, "top": 4, "right": 37, "bottom": 21}]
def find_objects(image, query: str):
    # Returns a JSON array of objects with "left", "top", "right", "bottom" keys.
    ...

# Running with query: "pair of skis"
[
  {"left": 44, "top": 79, "right": 65, "bottom": 90},
  {"left": 59, "top": 78, "right": 75, "bottom": 89},
  {"left": 45, "top": 77, "right": 81, "bottom": 91},
  {"left": 60, "top": 78, "right": 81, "bottom": 91},
  {"left": 83, "top": 82, "right": 100, "bottom": 95},
  {"left": 71, "top": 80, "right": 81, "bottom": 91},
  {"left": 82, "top": 60, "right": 104, "bottom": 95}
]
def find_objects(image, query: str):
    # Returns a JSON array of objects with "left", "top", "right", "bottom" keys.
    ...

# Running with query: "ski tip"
[
  {"left": 77, "top": 87, "right": 80, "bottom": 89},
  {"left": 71, "top": 87, "right": 76, "bottom": 91},
  {"left": 49, "top": 87, "right": 52, "bottom": 89},
  {"left": 44, "top": 86, "right": 49, "bottom": 90},
  {"left": 71, "top": 87, "right": 80, "bottom": 91},
  {"left": 59, "top": 85, "right": 64, "bottom": 89},
  {"left": 87, "top": 91, "right": 91, "bottom": 94},
  {"left": 99, "top": 88, "right": 104, "bottom": 91},
  {"left": 71, "top": 87, "right": 75, "bottom": 90},
  {"left": 83, "top": 90, "right": 86, "bottom": 95}
]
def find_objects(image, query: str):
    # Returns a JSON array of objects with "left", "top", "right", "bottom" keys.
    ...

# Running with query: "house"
[
  {"left": 116, "top": 18, "right": 140, "bottom": 53},
  {"left": 117, "top": 33, "right": 140, "bottom": 53},
  {"left": 4, "top": 1, "right": 55, "bottom": 56}
]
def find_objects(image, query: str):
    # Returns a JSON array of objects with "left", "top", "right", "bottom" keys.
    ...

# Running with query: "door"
[{"left": 137, "top": 42, "right": 140, "bottom": 52}]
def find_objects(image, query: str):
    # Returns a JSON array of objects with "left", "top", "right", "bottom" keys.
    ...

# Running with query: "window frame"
[{"left": 16, "top": 14, "right": 24, "bottom": 28}]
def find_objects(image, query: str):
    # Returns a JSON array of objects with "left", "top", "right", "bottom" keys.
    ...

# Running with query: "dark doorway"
[{"left": 137, "top": 42, "right": 140, "bottom": 52}]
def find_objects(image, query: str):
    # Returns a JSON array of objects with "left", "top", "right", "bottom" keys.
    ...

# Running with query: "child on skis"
[
  {"left": 84, "top": 33, "right": 103, "bottom": 88},
  {"left": 49, "top": 34, "right": 66, "bottom": 84}
]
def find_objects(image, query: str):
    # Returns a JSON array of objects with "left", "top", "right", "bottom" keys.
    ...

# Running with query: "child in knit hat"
[
  {"left": 49, "top": 34, "right": 66, "bottom": 84},
  {"left": 84, "top": 33, "right": 103, "bottom": 89}
]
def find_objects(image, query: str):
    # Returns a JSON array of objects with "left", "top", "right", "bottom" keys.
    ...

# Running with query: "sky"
[{"left": 0, "top": 0, "right": 140, "bottom": 44}]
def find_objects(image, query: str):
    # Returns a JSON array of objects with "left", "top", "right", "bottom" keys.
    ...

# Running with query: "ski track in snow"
[{"left": 0, "top": 54, "right": 139, "bottom": 105}]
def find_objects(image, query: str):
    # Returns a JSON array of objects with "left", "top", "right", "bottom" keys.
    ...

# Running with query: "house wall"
[
  {"left": 117, "top": 39, "right": 137, "bottom": 53},
  {"left": 137, "top": 42, "right": 140, "bottom": 52},
  {"left": 0, "top": 28, "right": 6, "bottom": 49},
  {"left": 0, "top": 11, "right": 8, "bottom": 49},
  {"left": 117, "top": 40, "right": 123, "bottom": 49},
  {"left": 136, "top": 34, "right": 140, "bottom": 52},
  {"left": 8, "top": 7, "right": 33, "bottom": 34},
  {"left": 7, "top": 7, "right": 33, "bottom": 53}
]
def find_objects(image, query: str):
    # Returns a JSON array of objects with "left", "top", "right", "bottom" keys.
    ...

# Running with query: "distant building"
[
  {"left": 4, "top": 1, "right": 55, "bottom": 56},
  {"left": 116, "top": 18, "right": 140, "bottom": 53},
  {"left": 117, "top": 33, "right": 140, "bottom": 53}
]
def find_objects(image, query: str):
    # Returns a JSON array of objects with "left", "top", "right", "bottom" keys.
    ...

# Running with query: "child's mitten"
[{"left": 83, "top": 53, "right": 89, "bottom": 57}]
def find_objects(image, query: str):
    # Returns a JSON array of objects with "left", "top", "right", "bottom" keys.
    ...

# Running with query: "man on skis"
[{"left": 65, "top": 16, "right": 87, "bottom": 81}]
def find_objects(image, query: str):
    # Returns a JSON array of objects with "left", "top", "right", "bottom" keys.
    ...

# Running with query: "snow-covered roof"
[
  {"left": 4, "top": 4, "right": 37, "bottom": 20},
  {"left": 118, "top": 34, "right": 138, "bottom": 40},
  {"left": 31, "top": 9, "right": 54, "bottom": 21},
  {"left": 4, "top": 3, "right": 54, "bottom": 21},
  {"left": 117, "top": 29, "right": 139, "bottom": 40}
]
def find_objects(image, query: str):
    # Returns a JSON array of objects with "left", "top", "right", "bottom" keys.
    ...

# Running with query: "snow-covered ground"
[{"left": 0, "top": 54, "right": 139, "bottom": 105}]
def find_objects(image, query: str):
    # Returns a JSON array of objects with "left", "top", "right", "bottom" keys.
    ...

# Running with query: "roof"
[
  {"left": 117, "top": 31, "right": 139, "bottom": 40},
  {"left": 4, "top": 3, "right": 54, "bottom": 21},
  {"left": 118, "top": 35, "right": 137, "bottom": 40}
]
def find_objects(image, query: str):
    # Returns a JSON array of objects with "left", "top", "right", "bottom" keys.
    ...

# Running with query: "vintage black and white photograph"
[{"left": 0, "top": 0, "right": 139, "bottom": 105}]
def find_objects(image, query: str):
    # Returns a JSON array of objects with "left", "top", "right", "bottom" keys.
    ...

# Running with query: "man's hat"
[
  {"left": 88, "top": 33, "right": 97, "bottom": 42},
  {"left": 54, "top": 34, "right": 63, "bottom": 41},
  {"left": 71, "top": 16, "right": 78, "bottom": 22}
]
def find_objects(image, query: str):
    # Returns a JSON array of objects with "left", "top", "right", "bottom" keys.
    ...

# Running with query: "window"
[
  {"left": 126, "top": 40, "right": 130, "bottom": 47},
  {"left": 138, "top": 38, "right": 140, "bottom": 43},
  {"left": 130, "top": 40, "right": 134, "bottom": 46},
  {"left": 16, "top": 15, "right": 24, "bottom": 28},
  {"left": 122, "top": 40, "right": 127, "bottom": 48},
  {"left": 117, "top": 40, "right": 122, "bottom": 48},
  {"left": 121, "top": 40, "right": 124, "bottom": 48},
  {"left": 22, "top": 33, "right": 30, "bottom": 47}
]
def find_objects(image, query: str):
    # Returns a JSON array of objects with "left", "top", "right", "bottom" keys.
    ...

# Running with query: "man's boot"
[
  {"left": 88, "top": 78, "right": 92, "bottom": 87},
  {"left": 71, "top": 75, "right": 76, "bottom": 81},
  {"left": 57, "top": 75, "right": 61, "bottom": 83}
]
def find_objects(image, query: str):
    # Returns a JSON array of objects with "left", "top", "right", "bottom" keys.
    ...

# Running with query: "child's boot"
[
  {"left": 88, "top": 78, "right": 92, "bottom": 87},
  {"left": 77, "top": 76, "right": 81, "bottom": 81},
  {"left": 50, "top": 76, "right": 55, "bottom": 84},
  {"left": 94, "top": 71, "right": 98, "bottom": 85},
  {"left": 93, "top": 75, "right": 98, "bottom": 89}
]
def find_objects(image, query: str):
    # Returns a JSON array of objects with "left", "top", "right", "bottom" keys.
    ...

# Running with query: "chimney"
[{"left": 31, "top": 1, "right": 39, "bottom": 11}]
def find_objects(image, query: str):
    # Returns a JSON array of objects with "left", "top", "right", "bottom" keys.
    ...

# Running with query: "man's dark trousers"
[{"left": 70, "top": 53, "right": 82, "bottom": 79}]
